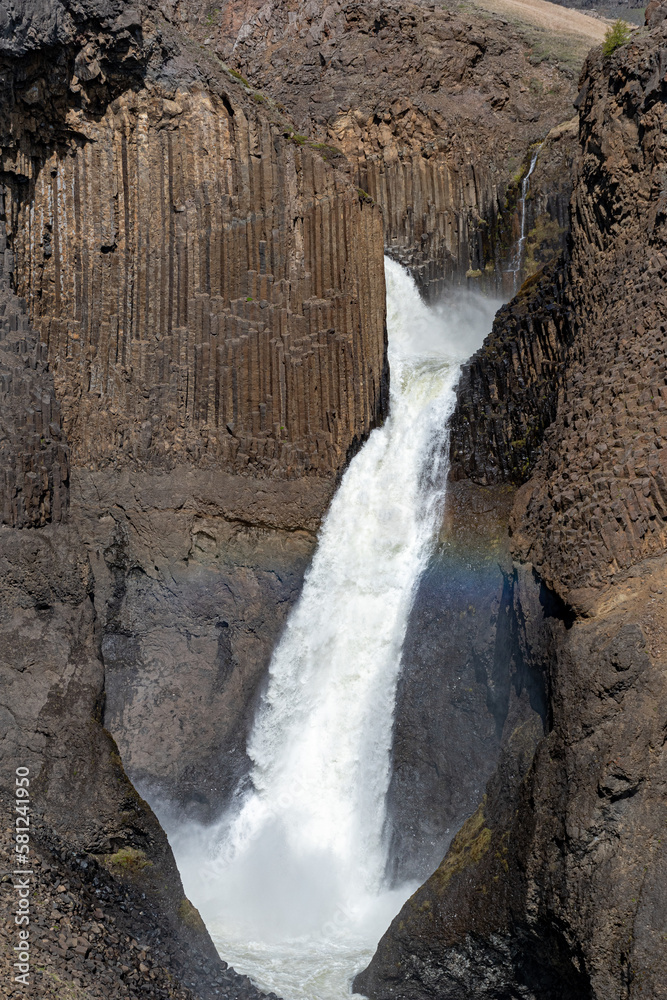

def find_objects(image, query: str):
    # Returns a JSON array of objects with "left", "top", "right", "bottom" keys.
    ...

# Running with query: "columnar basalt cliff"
[
  {"left": 358, "top": 10, "right": 667, "bottom": 999},
  {"left": 449, "top": 254, "right": 571, "bottom": 484},
  {"left": 4, "top": 83, "right": 387, "bottom": 480},
  {"left": 0, "top": 208, "right": 69, "bottom": 529},
  {"left": 0, "top": 0, "right": 390, "bottom": 813},
  {"left": 202, "top": 0, "right": 597, "bottom": 297}
]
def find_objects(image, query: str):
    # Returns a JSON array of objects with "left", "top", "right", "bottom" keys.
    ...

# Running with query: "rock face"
[
  {"left": 4, "top": 73, "right": 387, "bottom": 479},
  {"left": 449, "top": 254, "right": 571, "bottom": 485},
  {"left": 358, "top": 15, "right": 667, "bottom": 1000},
  {"left": 0, "top": 206, "right": 69, "bottom": 528},
  {"left": 0, "top": 517, "right": 253, "bottom": 999},
  {"left": 0, "top": 0, "right": 390, "bottom": 820},
  {"left": 207, "top": 0, "right": 587, "bottom": 297},
  {"left": 74, "top": 469, "right": 318, "bottom": 821},
  {"left": 385, "top": 482, "right": 547, "bottom": 884},
  {"left": 0, "top": 0, "right": 388, "bottom": 995}
]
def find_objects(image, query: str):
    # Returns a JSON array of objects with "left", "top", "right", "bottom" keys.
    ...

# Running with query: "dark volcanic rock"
[
  {"left": 0, "top": 0, "right": 388, "bottom": 484},
  {"left": 79, "top": 477, "right": 317, "bottom": 822},
  {"left": 0, "top": 208, "right": 69, "bottom": 528},
  {"left": 385, "top": 482, "right": 547, "bottom": 884},
  {"left": 449, "top": 253, "right": 572, "bottom": 486},
  {"left": 209, "top": 0, "right": 585, "bottom": 298},
  {"left": 0, "top": 516, "right": 263, "bottom": 999},
  {"left": 0, "top": 804, "right": 268, "bottom": 1000},
  {"left": 358, "top": 13, "right": 667, "bottom": 1000}
]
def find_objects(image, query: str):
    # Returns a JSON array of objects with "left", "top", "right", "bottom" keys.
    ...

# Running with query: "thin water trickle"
[
  {"left": 510, "top": 143, "right": 544, "bottom": 293},
  {"left": 158, "top": 259, "right": 500, "bottom": 1000}
]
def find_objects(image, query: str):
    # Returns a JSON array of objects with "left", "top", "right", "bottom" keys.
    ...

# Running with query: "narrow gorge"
[{"left": 1, "top": 2, "right": 665, "bottom": 1000}]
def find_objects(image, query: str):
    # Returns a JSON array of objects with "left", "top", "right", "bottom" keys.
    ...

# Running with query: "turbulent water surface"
[{"left": 162, "top": 260, "right": 499, "bottom": 1000}]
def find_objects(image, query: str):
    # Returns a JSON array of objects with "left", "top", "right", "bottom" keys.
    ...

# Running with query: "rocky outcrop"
[
  {"left": 0, "top": 812, "right": 266, "bottom": 1000},
  {"left": 206, "top": 0, "right": 590, "bottom": 297},
  {"left": 71, "top": 469, "right": 319, "bottom": 822},
  {"left": 359, "top": 14, "right": 667, "bottom": 1000},
  {"left": 513, "top": 25, "right": 667, "bottom": 608},
  {"left": 449, "top": 254, "right": 571, "bottom": 485},
  {"left": 0, "top": 518, "right": 261, "bottom": 999},
  {"left": 358, "top": 566, "right": 667, "bottom": 1000}
]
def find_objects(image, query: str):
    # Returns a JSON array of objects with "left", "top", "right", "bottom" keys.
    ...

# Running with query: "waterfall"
[
  {"left": 510, "top": 143, "right": 543, "bottom": 293},
  {"left": 163, "top": 259, "right": 500, "bottom": 1000}
]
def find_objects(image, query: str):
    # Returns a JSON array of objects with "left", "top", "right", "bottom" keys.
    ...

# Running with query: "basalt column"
[{"left": 3, "top": 85, "right": 388, "bottom": 480}]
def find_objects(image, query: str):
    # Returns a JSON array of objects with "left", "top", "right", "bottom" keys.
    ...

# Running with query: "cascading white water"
[
  {"left": 163, "top": 259, "right": 500, "bottom": 1000},
  {"left": 510, "top": 143, "right": 543, "bottom": 293}
]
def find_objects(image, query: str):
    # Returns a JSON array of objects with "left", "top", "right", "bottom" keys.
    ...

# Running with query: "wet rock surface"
[
  {"left": 449, "top": 253, "right": 572, "bottom": 485},
  {"left": 83, "top": 485, "right": 316, "bottom": 823},
  {"left": 385, "top": 482, "right": 546, "bottom": 884}
]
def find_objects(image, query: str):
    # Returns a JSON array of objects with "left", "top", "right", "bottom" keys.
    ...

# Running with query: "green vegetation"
[
  {"left": 523, "top": 213, "right": 567, "bottom": 276},
  {"left": 227, "top": 67, "right": 249, "bottom": 86},
  {"left": 432, "top": 799, "right": 492, "bottom": 891},
  {"left": 178, "top": 898, "right": 207, "bottom": 932},
  {"left": 602, "top": 20, "right": 631, "bottom": 58},
  {"left": 105, "top": 847, "right": 152, "bottom": 873}
]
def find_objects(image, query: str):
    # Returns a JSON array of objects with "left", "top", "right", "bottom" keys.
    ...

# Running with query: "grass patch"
[
  {"left": 178, "top": 898, "right": 207, "bottom": 933},
  {"left": 105, "top": 847, "right": 152, "bottom": 874},
  {"left": 524, "top": 213, "right": 567, "bottom": 276},
  {"left": 227, "top": 67, "right": 249, "bottom": 86},
  {"left": 432, "top": 799, "right": 492, "bottom": 892}
]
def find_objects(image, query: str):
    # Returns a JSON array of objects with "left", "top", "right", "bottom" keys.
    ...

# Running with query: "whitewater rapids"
[{"left": 163, "top": 259, "right": 499, "bottom": 1000}]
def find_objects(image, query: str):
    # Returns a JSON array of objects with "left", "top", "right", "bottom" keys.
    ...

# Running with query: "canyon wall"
[
  {"left": 384, "top": 481, "right": 547, "bottom": 884},
  {"left": 0, "top": 1, "right": 389, "bottom": 995},
  {"left": 0, "top": 206, "right": 69, "bottom": 528},
  {"left": 449, "top": 254, "right": 571, "bottom": 484},
  {"left": 0, "top": 218, "right": 249, "bottom": 998},
  {"left": 205, "top": 0, "right": 586, "bottom": 298},
  {"left": 4, "top": 87, "right": 387, "bottom": 480},
  {"left": 359, "top": 10, "right": 667, "bottom": 999},
  {"left": 0, "top": 0, "right": 390, "bottom": 829}
]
